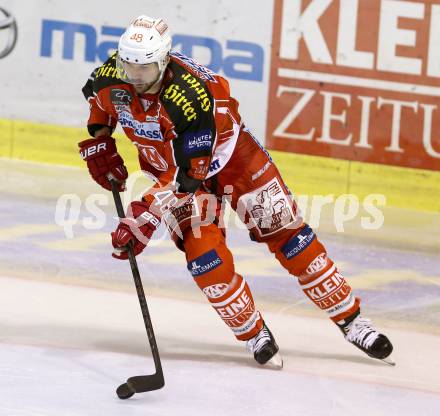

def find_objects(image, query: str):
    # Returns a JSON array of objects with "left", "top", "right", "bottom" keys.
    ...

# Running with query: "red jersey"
[{"left": 82, "top": 52, "right": 243, "bottom": 200}]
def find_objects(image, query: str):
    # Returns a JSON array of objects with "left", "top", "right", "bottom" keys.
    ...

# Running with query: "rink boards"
[{"left": 1, "top": 118, "right": 440, "bottom": 213}]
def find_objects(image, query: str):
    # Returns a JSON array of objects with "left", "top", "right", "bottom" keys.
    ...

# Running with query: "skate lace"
[
  {"left": 246, "top": 327, "right": 271, "bottom": 354},
  {"left": 346, "top": 317, "right": 379, "bottom": 349}
]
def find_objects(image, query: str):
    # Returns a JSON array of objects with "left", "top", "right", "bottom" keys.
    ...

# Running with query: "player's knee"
[{"left": 275, "top": 224, "right": 332, "bottom": 278}]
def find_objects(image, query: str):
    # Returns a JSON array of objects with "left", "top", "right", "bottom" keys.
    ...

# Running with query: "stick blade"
[
  {"left": 116, "top": 382, "right": 136, "bottom": 400},
  {"left": 129, "top": 373, "right": 165, "bottom": 393},
  {"left": 116, "top": 373, "right": 165, "bottom": 399}
]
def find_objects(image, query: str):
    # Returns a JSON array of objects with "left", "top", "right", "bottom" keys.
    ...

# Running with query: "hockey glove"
[
  {"left": 78, "top": 135, "right": 128, "bottom": 191},
  {"left": 111, "top": 201, "right": 161, "bottom": 260}
]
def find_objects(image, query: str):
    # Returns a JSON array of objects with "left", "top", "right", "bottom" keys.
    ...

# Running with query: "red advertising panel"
[{"left": 267, "top": 0, "right": 440, "bottom": 170}]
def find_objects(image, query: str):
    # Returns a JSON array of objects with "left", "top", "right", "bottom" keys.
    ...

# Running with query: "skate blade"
[
  {"left": 265, "top": 353, "right": 283, "bottom": 370},
  {"left": 380, "top": 356, "right": 396, "bottom": 366}
]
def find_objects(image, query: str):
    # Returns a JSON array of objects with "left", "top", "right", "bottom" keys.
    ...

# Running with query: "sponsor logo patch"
[
  {"left": 168, "top": 196, "right": 197, "bottom": 224},
  {"left": 214, "top": 288, "right": 258, "bottom": 335},
  {"left": 188, "top": 249, "right": 223, "bottom": 277},
  {"left": 189, "top": 156, "right": 210, "bottom": 179},
  {"left": 118, "top": 111, "right": 163, "bottom": 141},
  {"left": 238, "top": 178, "right": 296, "bottom": 237},
  {"left": 251, "top": 161, "right": 271, "bottom": 181},
  {"left": 305, "top": 272, "right": 345, "bottom": 301},
  {"left": 132, "top": 17, "right": 154, "bottom": 29},
  {"left": 184, "top": 130, "right": 212, "bottom": 154},
  {"left": 209, "top": 158, "right": 221, "bottom": 173},
  {"left": 216, "top": 290, "right": 251, "bottom": 319},
  {"left": 163, "top": 83, "right": 198, "bottom": 121},
  {"left": 281, "top": 224, "right": 315, "bottom": 260},
  {"left": 202, "top": 283, "right": 229, "bottom": 299},
  {"left": 181, "top": 73, "right": 212, "bottom": 112},
  {"left": 305, "top": 253, "right": 328, "bottom": 275}
]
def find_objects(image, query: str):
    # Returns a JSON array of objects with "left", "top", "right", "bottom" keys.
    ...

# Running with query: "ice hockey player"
[{"left": 79, "top": 15, "right": 394, "bottom": 368}]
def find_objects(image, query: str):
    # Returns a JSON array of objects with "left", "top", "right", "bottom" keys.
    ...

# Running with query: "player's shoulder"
[
  {"left": 82, "top": 53, "right": 127, "bottom": 100},
  {"left": 168, "top": 52, "right": 219, "bottom": 84},
  {"left": 92, "top": 53, "right": 128, "bottom": 93},
  {"left": 160, "top": 53, "right": 215, "bottom": 131}
]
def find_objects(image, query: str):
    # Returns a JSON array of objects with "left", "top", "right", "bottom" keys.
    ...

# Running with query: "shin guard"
[
  {"left": 200, "top": 273, "right": 263, "bottom": 341},
  {"left": 274, "top": 224, "right": 360, "bottom": 322},
  {"left": 184, "top": 225, "right": 264, "bottom": 340}
]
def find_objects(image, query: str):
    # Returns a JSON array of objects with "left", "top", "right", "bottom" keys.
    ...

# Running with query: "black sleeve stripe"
[
  {"left": 82, "top": 53, "right": 127, "bottom": 102},
  {"left": 87, "top": 124, "right": 114, "bottom": 137},
  {"left": 82, "top": 71, "right": 96, "bottom": 101}
]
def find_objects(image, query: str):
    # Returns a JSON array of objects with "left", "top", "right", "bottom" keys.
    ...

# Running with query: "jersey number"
[{"left": 130, "top": 33, "right": 144, "bottom": 42}]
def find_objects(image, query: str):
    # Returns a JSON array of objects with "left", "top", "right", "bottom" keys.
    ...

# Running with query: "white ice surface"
[{"left": 1, "top": 276, "right": 439, "bottom": 416}]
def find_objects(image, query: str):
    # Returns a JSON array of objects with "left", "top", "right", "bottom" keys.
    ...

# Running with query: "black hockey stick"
[{"left": 109, "top": 179, "right": 165, "bottom": 399}]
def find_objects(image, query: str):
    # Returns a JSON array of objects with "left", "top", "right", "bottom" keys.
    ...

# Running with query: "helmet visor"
[{"left": 116, "top": 55, "right": 160, "bottom": 85}]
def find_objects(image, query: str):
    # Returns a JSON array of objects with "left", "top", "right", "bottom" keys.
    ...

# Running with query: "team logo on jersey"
[
  {"left": 184, "top": 130, "right": 212, "bottom": 154},
  {"left": 132, "top": 142, "right": 168, "bottom": 171},
  {"left": 281, "top": 225, "right": 316, "bottom": 260},
  {"left": 110, "top": 88, "right": 133, "bottom": 105},
  {"left": 238, "top": 178, "right": 296, "bottom": 237},
  {"left": 118, "top": 111, "right": 163, "bottom": 141},
  {"left": 187, "top": 249, "right": 223, "bottom": 277}
]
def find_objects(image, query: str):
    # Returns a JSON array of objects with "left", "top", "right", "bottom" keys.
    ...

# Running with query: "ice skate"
[
  {"left": 246, "top": 323, "right": 283, "bottom": 369},
  {"left": 339, "top": 314, "right": 395, "bottom": 365}
]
